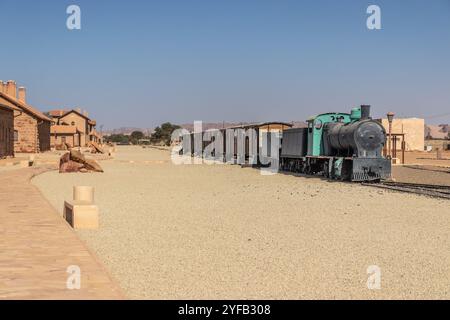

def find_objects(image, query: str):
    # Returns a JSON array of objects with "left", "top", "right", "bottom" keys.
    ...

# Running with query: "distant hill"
[
  {"left": 103, "top": 127, "right": 153, "bottom": 136},
  {"left": 426, "top": 124, "right": 449, "bottom": 139},
  {"left": 103, "top": 121, "right": 308, "bottom": 135}
]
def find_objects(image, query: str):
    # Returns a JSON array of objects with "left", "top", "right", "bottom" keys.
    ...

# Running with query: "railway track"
[{"left": 361, "top": 181, "right": 450, "bottom": 200}]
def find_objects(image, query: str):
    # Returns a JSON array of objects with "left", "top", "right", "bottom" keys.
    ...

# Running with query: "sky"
[{"left": 0, "top": 0, "right": 449, "bottom": 129}]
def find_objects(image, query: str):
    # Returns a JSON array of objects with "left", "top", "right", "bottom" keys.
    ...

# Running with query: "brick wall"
[
  {"left": 425, "top": 139, "right": 450, "bottom": 151},
  {"left": 0, "top": 107, "right": 14, "bottom": 158},
  {"left": 14, "top": 112, "right": 38, "bottom": 153},
  {"left": 51, "top": 134, "right": 76, "bottom": 148}
]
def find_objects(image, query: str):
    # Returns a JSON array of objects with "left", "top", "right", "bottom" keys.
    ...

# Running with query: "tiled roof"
[
  {"left": 47, "top": 109, "right": 67, "bottom": 117},
  {"left": 0, "top": 102, "right": 21, "bottom": 112},
  {"left": 48, "top": 109, "right": 97, "bottom": 126},
  {"left": 0, "top": 91, "right": 51, "bottom": 121},
  {"left": 60, "top": 109, "right": 90, "bottom": 121},
  {"left": 226, "top": 122, "right": 293, "bottom": 130}
]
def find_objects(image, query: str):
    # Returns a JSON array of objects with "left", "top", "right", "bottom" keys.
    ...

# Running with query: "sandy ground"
[
  {"left": 392, "top": 166, "right": 450, "bottom": 186},
  {"left": 403, "top": 151, "right": 450, "bottom": 167},
  {"left": 32, "top": 146, "right": 450, "bottom": 299}
]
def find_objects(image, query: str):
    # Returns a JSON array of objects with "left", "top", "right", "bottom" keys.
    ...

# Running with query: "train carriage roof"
[{"left": 225, "top": 121, "right": 293, "bottom": 130}]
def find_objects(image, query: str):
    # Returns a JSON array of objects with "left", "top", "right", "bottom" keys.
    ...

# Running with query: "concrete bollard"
[
  {"left": 20, "top": 160, "right": 29, "bottom": 168},
  {"left": 64, "top": 186, "right": 99, "bottom": 229},
  {"left": 73, "top": 186, "right": 95, "bottom": 203},
  {"left": 28, "top": 154, "right": 36, "bottom": 166}
]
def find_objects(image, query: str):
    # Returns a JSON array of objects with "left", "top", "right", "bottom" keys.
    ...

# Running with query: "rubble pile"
[
  {"left": 89, "top": 141, "right": 105, "bottom": 154},
  {"left": 59, "top": 149, "right": 104, "bottom": 173}
]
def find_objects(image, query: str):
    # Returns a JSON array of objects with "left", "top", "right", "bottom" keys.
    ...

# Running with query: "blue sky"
[{"left": 0, "top": 0, "right": 449, "bottom": 129}]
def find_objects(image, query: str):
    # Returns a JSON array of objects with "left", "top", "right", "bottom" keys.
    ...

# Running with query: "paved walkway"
[
  {"left": 0, "top": 167, "right": 124, "bottom": 299},
  {"left": 0, "top": 157, "right": 28, "bottom": 168}
]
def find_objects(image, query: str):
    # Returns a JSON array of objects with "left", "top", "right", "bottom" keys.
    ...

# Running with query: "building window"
[
  {"left": 13, "top": 130, "right": 18, "bottom": 142},
  {"left": 71, "top": 121, "right": 75, "bottom": 126}
]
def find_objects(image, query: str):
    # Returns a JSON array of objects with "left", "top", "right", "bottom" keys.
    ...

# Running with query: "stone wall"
[
  {"left": 425, "top": 139, "right": 450, "bottom": 151},
  {"left": 14, "top": 111, "right": 38, "bottom": 153}
]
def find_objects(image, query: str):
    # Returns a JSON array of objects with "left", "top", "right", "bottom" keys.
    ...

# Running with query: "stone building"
[
  {"left": 0, "top": 81, "right": 51, "bottom": 153},
  {"left": 380, "top": 118, "right": 425, "bottom": 151},
  {"left": 50, "top": 125, "right": 81, "bottom": 149},
  {"left": 425, "top": 124, "right": 450, "bottom": 151},
  {"left": 0, "top": 102, "right": 19, "bottom": 158},
  {"left": 48, "top": 108, "right": 100, "bottom": 147}
]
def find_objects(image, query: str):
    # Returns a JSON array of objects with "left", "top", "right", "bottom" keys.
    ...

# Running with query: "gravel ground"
[{"left": 32, "top": 146, "right": 450, "bottom": 299}]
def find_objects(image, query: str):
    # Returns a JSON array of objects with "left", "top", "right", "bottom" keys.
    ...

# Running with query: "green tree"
[
  {"left": 106, "top": 134, "right": 130, "bottom": 144},
  {"left": 151, "top": 122, "right": 181, "bottom": 146},
  {"left": 130, "top": 131, "right": 144, "bottom": 144}
]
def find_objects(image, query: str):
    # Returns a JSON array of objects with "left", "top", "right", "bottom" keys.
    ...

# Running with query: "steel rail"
[{"left": 361, "top": 181, "right": 450, "bottom": 200}]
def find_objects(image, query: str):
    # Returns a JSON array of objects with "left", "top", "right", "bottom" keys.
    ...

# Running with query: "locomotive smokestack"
[{"left": 361, "top": 105, "right": 371, "bottom": 119}]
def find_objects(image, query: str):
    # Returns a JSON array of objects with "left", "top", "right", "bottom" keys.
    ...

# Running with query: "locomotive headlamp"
[{"left": 314, "top": 119, "right": 323, "bottom": 129}]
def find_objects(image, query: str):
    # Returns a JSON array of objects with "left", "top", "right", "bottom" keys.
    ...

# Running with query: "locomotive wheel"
[
  {"left": 322, "top": 162, "right": 329, "bottom": 178},
  {"left": 304, "top": 164, "right": 312, "bottom": 175}
]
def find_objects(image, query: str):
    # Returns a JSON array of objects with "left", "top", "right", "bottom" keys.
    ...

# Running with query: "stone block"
[{"left": 64, "top": 200, "right": 99, "bottom": 229}]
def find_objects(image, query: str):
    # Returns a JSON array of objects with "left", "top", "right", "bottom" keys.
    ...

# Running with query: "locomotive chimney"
[{"left": 360, "top": 105, "right": 371, "bottom": 119}]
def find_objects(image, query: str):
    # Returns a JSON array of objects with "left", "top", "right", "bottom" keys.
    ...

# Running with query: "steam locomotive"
[
  {"left": 280, "top": 105, "right": 391, "bottom": 181},
  {"left": 181, "top": 105, "right": 391, "bottom": 182}
]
